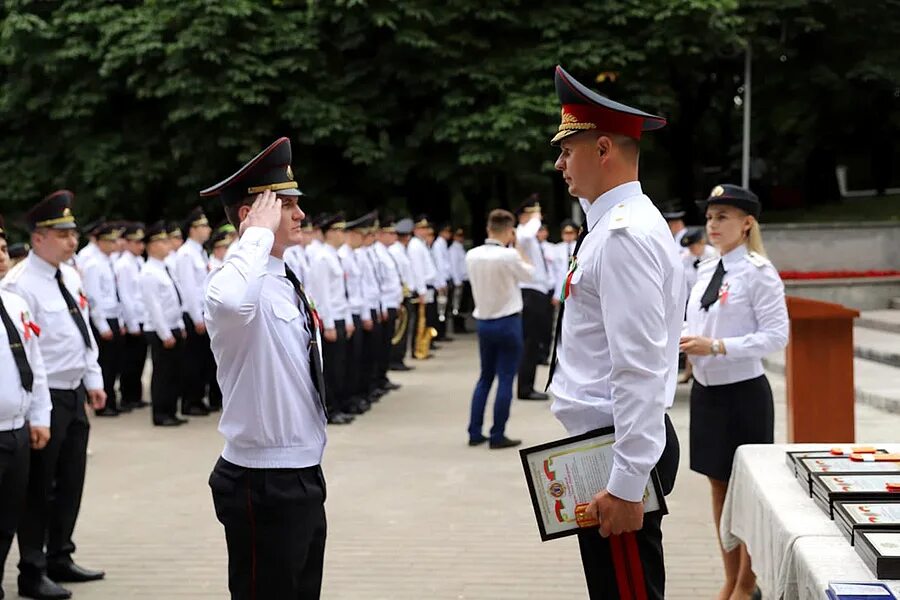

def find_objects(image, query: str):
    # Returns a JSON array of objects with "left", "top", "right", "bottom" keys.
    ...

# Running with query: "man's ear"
[
  {"left": 238, "top": 204, "right": 252, "bottom": 222},
  {"left": 596, "top": 134, "right": 612, "bottom": 160}
]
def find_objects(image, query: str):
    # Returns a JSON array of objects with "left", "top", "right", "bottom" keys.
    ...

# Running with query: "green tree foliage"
[{"left": 0, "top": 0, "right": 896, "bottom": 235}]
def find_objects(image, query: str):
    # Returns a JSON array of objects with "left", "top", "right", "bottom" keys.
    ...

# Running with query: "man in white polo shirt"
[{"left": 464, "top": 209, "right": 533, "bottom": 449}]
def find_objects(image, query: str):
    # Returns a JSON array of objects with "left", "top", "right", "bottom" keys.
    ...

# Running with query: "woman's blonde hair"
[{"left": 745, "top": 217, "right": 766, "bottom": 256}]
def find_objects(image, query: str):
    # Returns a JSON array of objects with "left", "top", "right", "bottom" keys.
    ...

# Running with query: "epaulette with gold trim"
[
  {"left": 745, "top": 251, "right": 770, "bottom": 268},
  {"left": 608, "top": 203, "right": 631, "bottom": 231}
]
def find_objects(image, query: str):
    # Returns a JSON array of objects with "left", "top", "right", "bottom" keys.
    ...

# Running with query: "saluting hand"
[
  {"left": 240, "top": 189, "right": 282, "bottom": 236},
  {"left": 29, "top": 424, "right": 51, "bottom": 450},
  {"left": 587, "top": 490, "right": 644, "bottom": 538}
]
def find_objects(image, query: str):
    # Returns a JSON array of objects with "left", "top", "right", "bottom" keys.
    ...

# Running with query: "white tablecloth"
[
  {"left": 720, "top": 443, "right": 900, "bottom": 600},
  {"left": 792, "top": 536, "right": 900, "bottom": 600}
]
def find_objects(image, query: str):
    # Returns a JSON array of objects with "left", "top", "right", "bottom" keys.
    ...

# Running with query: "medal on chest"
[
  {"left": 20, "top": 310, "right": 41, "bottom": 340},
  {"left": 718, "top": 282, "right": 730, "bottom": 305},
  {"left": 561, "top": 256, "right": 578, "bottom": 302},
  {"left": 78, "top": 289, "right": 88, "bottom": 310}
]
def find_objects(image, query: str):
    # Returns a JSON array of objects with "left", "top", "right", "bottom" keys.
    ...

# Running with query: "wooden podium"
[{"left": 784, "top": 296, "right": 860, "bottom": 443}]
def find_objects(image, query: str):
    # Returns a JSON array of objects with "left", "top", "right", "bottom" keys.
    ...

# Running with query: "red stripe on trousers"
[
  {"left": 246, "top": 481, "right": 258, "bottom": 600},
  {"left": 609, "top": 534, "right": 634, "bottom": 600},
  {"left": 623, "top": 532, "right": 648, "bottom": 600}
]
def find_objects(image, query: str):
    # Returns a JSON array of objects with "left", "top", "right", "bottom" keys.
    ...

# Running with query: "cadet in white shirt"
[
  {"left": 307, "top": 214, "right": 356, "bottom": 425},
  {"left": 514, "top": 198, "right": 552, "bottom": 401},
  {"left": 465, "top": 209, "right": 534, "bottom": 449},
  {"left": 408, "top": 217, "right": 441, "bottom": 354},
  {"left": 537, "top": 223, "right": 560, "bottom": 365},
  {"left": 431, "top": 223, "right": 454, "bottom": 341},
  {"left": 546, "top": 66, "right": 682, "bottom": 599},
  {"left": 73, "top": 218, "right": 103, "bottom": 272},
  {"left": 371, "top": 219, "right": 406, "bottom": 382},
  {"left": 201, "top": 138, "right": 328, "bottom": 599},
  {"left": 176, "top": 207, "right": 217, "bottom": 415},
  {"left": 81, "top": 223, "right": 126, "bottom": 417},
  {"left": 3, "top": 190, "right": 107, "bottom": 599},
  {"left": 387, "top": 218, "right": 416, "bottom": 370},
  {"left": 448, "top": 227, "right": 470, "bottom": 334},
  {"left": 140, "top": 222, "right": 188, "bottom": 428},
  {"left": 552, "top": 219, "right": 579, "bottom": 302},
  {"left": 338, "top": 216, "right": 371, "bottom": 415},
  {"left": 663, "top": 207, "right": 688, "bottom": 247},
  {"left": 350, "top": 215, "right": 383, "bottom": 403},
  {"left": 681, "top": 185, "right": 788, "bottom": 600},
  {"left": 164, "top": 222, "right": 183, "bottom": 276},
  {"left": 0, "top": 220, "right": 52, "bottom": 600},
  {"left": 114, "top": 223, "right": 150, "bottom": 412}
]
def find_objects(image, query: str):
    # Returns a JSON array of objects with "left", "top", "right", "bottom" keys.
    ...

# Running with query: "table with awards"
[{"left": 720, "top": 444, "right": 900, "bottom": 600}]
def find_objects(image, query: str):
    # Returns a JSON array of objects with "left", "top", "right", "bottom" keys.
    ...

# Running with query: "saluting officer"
[
  {"left": 81, "top": 223, "right": 126, "bottom": 416},
  {"left": 201, "top": 137, "right": 329, "bottom": 599},
  {"left": 546, "top": 66, "right": 683, "bottom": 599},
  {"left": 140, "top": 222, "right": 188, "bottom": 427},
  {"left": 114, "top": 223, "right": 150, "bottom": 411},
  {"left": 2, "top": 191, "right": 106, "bottom": 600},
  {"left": 0, "top": 217, "right": 52, "bottom": 600}
]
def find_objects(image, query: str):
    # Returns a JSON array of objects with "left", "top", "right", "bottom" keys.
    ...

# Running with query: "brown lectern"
[{"left": 784, "top": 296, "right": 860, "bottom": 443}]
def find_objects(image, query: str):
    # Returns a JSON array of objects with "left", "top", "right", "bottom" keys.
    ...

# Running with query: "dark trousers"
[
  {"left": 360, "top": 309, "right": 382, "bottom": 392},
  {"left": 348, "top": 314, "right": 365, "bottom": 398},
  {"left": 210, "top": 458, "right": 327, "bottom": 600},
  {"left": 576, "top": 414, "right": 680, "bottom": 600},
  {"left": 147, "top": 330, "right": 184, "bottom": 423},
  {"left": 92, "top": 318, "right": 123, "bottom": 410},
  {"left": 0, "top": 426, "right": 29, "bottom": 590},
  {"left": 468, "top": 314, "right": 523, "bottom": 442},
  {"left": 18, "top": 387, "right": 90, "bottom": 578},
  {"left": 182, "top": 313, "right": 220, "bottom": 411},
  {"left": 517, "top": 289, "right": 551, "bottom": 396},
  {"left": 378, "top": 308, "right": 397, "bottom": 383},
  {"left": 537, "top": 291, "right": 554, "bottom": 363},
  {"left": 425, "top": 288, "right": 440, "bottom": 338},
  {"left": 391, "top": 300, "right": 411, "bottom": 366},
  {"left": 452, "top": 280, "right": 472, "bottom": 333},
  {"left": 323, "top": 320, "right": 349, "bottom": 414},
  {"left": 121, "top": 328, "right": 148, "bottom": 405}
]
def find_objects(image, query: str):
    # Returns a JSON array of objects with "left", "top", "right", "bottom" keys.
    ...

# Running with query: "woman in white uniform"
[{"left": 681, "top": 184, "right": 788, "bottom": 600}]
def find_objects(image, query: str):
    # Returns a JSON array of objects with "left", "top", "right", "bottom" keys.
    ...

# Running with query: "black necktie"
[
  {"left": 0, "top": 295, "right": 34, "bottom": 392},
  {"left": 164, "top": 265, "right": 184, "bottom": 307},
  {"left": 55, "top": 269, "right": 92, "bottom": 349},
  {"left": 285, "top": 266, "right": 329, "bottom": 420},
  {"left": 700, "top": 260, "right": 726, "bottom": 311},
  {"left": 110, "top": 258, "right": 121, "bottom": 303},
  {"left": 693, "top": 258, "right": 701, "bottom": 269},
  {"left": 545, "top": 226, "right": 589, "bottom": 391}
]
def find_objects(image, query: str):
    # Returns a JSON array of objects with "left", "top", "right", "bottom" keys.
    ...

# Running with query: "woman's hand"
[{"left": 680, "top": 335, "right": 714, "bottom": 356}]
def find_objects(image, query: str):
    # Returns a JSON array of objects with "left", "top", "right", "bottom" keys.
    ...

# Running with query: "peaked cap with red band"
[
  {"left": 551, "top": 65, "right": 666, "bottom": 145},
  {"left": 200, "top": 137, "right": 303, "bottom": 207}
]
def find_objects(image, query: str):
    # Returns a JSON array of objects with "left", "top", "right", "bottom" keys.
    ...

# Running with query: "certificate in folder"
[{"left": 519, "top": 426, "right": 667, "bottom": 542}]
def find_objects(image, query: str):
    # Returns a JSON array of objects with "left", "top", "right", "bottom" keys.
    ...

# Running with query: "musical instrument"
[{"left": 413, "top": 300, "right": 437, "bottom": 359}]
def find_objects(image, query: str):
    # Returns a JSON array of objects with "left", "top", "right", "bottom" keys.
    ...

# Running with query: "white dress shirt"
[
  {"left": 673, "top": 227, "right": 688, "bottom": 248},
  {"left": 164, "top": 251, "right": 179, "bottom": 280},
  {"left": 542, "top": 239, "right": 564, "bottom": 296},
  {"left": 338, "top": 244, "right": 364, "bottom": 317},
  {"left": 431, "top": 236, "right": 452, "bottom": 284},
  {"left": 685, "top": 245, "right": 789, "bottom": 387},
  {"left": 0, "top": 289, "right": 52, "bottom": 429},
  {"left": 373, "top": 242, "right": 403, "bottom": 310},
  {"left": 283, "top": 245, "right": 309, "bottom": 286},
  {"left": 549, "top": 181, "right": 685, "bottom": 503},
  {"left": 75, "top": 242, "right": 100, "bottom": 272},
  {"left": 553, "top": 240, "right": 577, "bottom": 299},
  {"left": 516, "top": 218, "right": 551, "bottom": 293},
  {"left": 115, "top": 252, "right": 147, "bottom": 333},
  {"left": 448, "top": 241, "right": 467, "bottom": 285},
  {"left": 357, "top": 246, "right": 383, "bottom": 316},
  {"left": 466, "top": 240, "right": 534, "bottom": 320},
  {"left": 407, "top": 236, "right": 438, "bottom": 293},
  {"left": 205, "top": 228, "right": 326, "bottom": 469},
  {"left": 307, "top": 244, "right": 352, "bottom": 329},
  {"left": 140, "top": 257, "right": 185, "bottom": 338},
  {"left": 3, "top": 254, "right": 104, "bottom": 391},
  {"left": 82, "top": 252, "right": 122, "bottom": 334},
  {"left": 681, "top": 244, "right": 717, "bottom": 296},
  {"left": 389, "top": 242, "right": 414, "bottom": 294},
  {"left": 175, "top": 238, "right": 209, "bottom": 324}
]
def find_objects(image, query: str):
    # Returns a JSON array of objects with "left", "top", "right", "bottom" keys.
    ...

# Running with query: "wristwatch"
[{"left": 711, "top": 339, "right": 721, "bottom": 356}]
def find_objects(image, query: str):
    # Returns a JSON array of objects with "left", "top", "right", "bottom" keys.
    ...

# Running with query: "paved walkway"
[{"left": 4, "top": 336, "right": 899, "bottom": 599}]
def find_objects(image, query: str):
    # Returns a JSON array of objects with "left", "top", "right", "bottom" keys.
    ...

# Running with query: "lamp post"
[{"left": 741, "top": 44, "right": 752, "bottom": 189}]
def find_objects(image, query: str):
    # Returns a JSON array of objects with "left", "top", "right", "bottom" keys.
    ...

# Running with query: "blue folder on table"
[{"left": 827, "top": 582, "right": 897, "bottom": 600}]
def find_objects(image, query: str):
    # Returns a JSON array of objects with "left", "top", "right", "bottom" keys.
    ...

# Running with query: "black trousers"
[
  {"left": 210, "top": 458, "right": 327, "bottom": 600},
  {"left": 323, "top": 320, "right": 349, "bottom": 414},
  {"left": 425, "top": 287, "right": 440, "bottom": 338},
  {"left": 391, "top": 299, "right": 411, "bottom": 366},
  {"left": 360, "top": 310, "right": 382, "bottom": 393},
  {"left": 408, "top": 298, "right": 422, "bottom": 356},
  {"left": 348, "top": 314, "right": 365, "bottom": 398},
  {"left": 537, "top": 291, "right": 554, "bottom": 363},
  {"left": 121, "top": 327, "right": 148, "bottom": 405},
  {"left": 0, "top": 426, "right": 29, "bottom": 589},
  {"left": 92, "top": 318, "right": 123, "bottom": 410},
  {"left": 18, "top": 387, "right": 90, "bottom": 578},
  {"left": 577, "top": 414, "right": 680, "bottom": 600},
  {"left": 517, "top": 289, "right": 551, "bottom": 396},
  {"left": 147, "top": 330, "right": 185, "bottom": 423},
  {"left": 378, "top": 308, "right": 397, "bottom": 383},
  {"left": 182, "top": 313, "right": 221, "bottom": 411}
]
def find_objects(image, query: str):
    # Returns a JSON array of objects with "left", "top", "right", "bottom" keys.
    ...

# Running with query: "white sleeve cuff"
[
  {"left": 607, "top": 466, "right": 650, "bottom": 504},
  {"left": 27, "top": 405, "right": 52, "bottom": 428},
  {"left": 83, "top": 372, "right": 104, "bottom": 391}
]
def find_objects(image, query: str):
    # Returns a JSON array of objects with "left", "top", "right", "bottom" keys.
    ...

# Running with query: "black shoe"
[
  {"left": 389, "top": 363, "right": 414, "bottom": 371},
  {"left": 208, "top": 405, "right": 222, "bottom": 413},
  {"left": 381, "top": 381, "right": 401, "bottom": 391},
  {"left": 133, "top": 400, "right": 150, "bottom": 409},
  {"left": 518, "top": 391, "right": 549, "bottom": 401},
  {"left": 468, "top": 436, "right": 488, "bottom": 447},
  {"left": 117, "top": 403, "right": 133, "bottom": 413},
  {"left": 17, "top": 575, "right": 72, "bottom": 600},
  {"left": 370, "top": 388, "right": 387, "bottom": 399},
  {"left": 435, "top": 336, "right": 454, "bottom": 342},
  {"left": 94, "top": 408, "right": 119, "bottom": 417},
  {"left": 183, "top": 405, "right": 210, "bottom": 416},
  {"left": 327, "top": 413, "right": 354, "bottom": 425},
  {"left": 489, "top": 437, "right": 522, "bottom": 449},
  {"left": 153, "top": 417, "right": 184, "bottom": 427},
  {"left": 47, "top": 561, "right": 105, "bottom": 583}
]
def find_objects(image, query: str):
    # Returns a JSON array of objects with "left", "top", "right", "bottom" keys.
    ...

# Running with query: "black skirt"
[{"left": 689, "top": 374, "right": 774, "bottom": 482}]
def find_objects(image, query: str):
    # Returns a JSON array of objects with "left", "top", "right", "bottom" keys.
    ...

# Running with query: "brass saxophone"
[{"left": 413, "top": 300, "right": 437, "bottom": 359}]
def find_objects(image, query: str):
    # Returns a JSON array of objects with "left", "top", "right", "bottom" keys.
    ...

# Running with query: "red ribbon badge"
[
  {"left": 78, "top": 291, "right": 88, "bottom": 310},
  {"left": 20, "top": 312, "right": 41, "bottom": 340}
]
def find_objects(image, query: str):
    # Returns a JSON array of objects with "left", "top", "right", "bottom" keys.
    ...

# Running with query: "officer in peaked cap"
[
  {"left": 75, "top": 216, "right": 105, "bottom": 269},
  {"left": 200, "top": 138, "right": 329, "bottom": 599},
  {"left": 2, "top": 190, "right": 107, "bottom": 600},
  {"left": 660, "top": 203, "right": 688, "bottom": 246},
  {"left": 408, "top": 214, "right": 440, "bottom": 354},
  {"left": 115, "top": 223, "right": 150, "bottom": 411},
  {"left": 546, "top": 66, "right": 683, "bottom": 600},
  {"left": 387, "top": 217, "right": 416, "bottom": 369}
]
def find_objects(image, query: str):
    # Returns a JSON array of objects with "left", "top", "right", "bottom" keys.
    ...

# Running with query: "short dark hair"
[
  {"left": 223, "top": 196, "right": 256, "bottom": 228},
  {"left": 487, "top": 209, "right": 515, "bottom": 233}
]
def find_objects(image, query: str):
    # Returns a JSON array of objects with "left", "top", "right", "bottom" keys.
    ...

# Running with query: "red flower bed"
[{"left": 779, "top": 270, "right": 900, "bottom": 280}]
